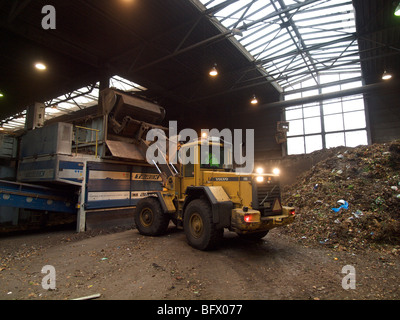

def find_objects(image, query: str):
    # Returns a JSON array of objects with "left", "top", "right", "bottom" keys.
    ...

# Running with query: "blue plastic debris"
[{"left": 332, "top": 199, "right": 349, "bottom": 212}]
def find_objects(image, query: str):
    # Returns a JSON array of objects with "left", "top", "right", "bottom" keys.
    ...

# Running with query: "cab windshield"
[{"left": 200, "top": 145, "right": 225, "bottom": 169}]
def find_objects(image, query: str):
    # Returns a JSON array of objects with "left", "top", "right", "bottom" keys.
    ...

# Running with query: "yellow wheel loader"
[
  {"left": 100, "top": 88, "right": 295, "bottom": 250},
  {"left": 134, "top": 137, "right": 295, "bottom": 250}
]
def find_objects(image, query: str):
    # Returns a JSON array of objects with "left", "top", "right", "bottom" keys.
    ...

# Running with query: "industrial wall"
[
  {"left": 198, "top": 89, "right": 283, "bottom": 166},
  {"left": 164, "top": 88, "right": 283, "bottom": 166},
  {"left": 230, "top": 106, "right": 283, "bottom": 164},
  {"left": 364, "top": 83, "right": 400, "bottom": 144}
]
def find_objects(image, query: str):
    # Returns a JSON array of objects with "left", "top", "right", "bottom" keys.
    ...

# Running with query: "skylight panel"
[
  {"left": 197, "top": 0, "right": 362, "bottom": 91},
  {"left": 294, "top": 13, "right": 355, "bottom": 28},
  {"left": 304, "top": 35, "right": 350, "bottom": 46},
  {"left": 255, "top": 42, "right": 297, "bottom": 61},
  {"left": 241, "top": 24, "right": 280, "bottom": 46},
  {"left": 239, "top": 1, "right": 276, "bottom": 23},
  {"left": 215, "top": 0, "right": 254, "bottom": 23},
  {"left": 110, "top": 75, "right": 147, "bottom": 92},
  {"left": 0, "top": 76, "right": 147, "bottom": 132},
  {"left": 247, "top": 30, "right": 292, "bottom": 56}
]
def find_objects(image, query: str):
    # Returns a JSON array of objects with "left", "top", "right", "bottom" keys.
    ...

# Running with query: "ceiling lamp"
[
  {"left": 251, "top": 95, "right": 258, "bottom": 105},
  {"left": 382, "top": 70, "right": 392, "bottom": 80},
  {"left": 35, "top": 62, "right": 47, "bottom": 71},
  {"left": 209, "top": 64, "right": 218, "bottom": 77},
  {"left": 395, "top": 2, "right": 400, "bottom": 16}
]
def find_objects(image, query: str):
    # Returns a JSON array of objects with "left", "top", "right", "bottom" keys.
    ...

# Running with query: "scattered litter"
[
  {"left": 72, "top": 293, "right": 101, "bottom": 301},
  {"left": 375, "top": 197, "right": 385, "bottom": 206},
  {"left": 332, "top": 200, "right": 349, "bottom": 213},
  {"left": 352, "top": 210, "right": 363, "bottom": 219}
]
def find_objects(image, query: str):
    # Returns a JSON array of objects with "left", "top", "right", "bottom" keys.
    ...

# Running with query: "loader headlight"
[
  {"left": 256, "top": 176, "right": 264, "bottom": 183},
  {"left": 273, "top": 168, "right": 280, "bottom": 176},
  {"left": 256, "top": 167, "right": 264, "bottom": 174}
]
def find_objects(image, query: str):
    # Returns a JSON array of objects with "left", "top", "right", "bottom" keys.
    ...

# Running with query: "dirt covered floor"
[{"left": 0, "top": 225, "right": 399, "bottom": 300}]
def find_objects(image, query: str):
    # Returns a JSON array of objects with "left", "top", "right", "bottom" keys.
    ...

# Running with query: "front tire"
[
  {"left": 134, "top": 197, "right": 169, "bottom": 236},
  {"left": 184, "top": 199, "right": 223, "bottom": 250}
]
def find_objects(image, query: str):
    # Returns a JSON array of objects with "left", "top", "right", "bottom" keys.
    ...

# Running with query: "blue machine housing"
[
  {"left": 0, "top": 180, "right": 77, "bottom": 214},
  {"left": 85, "top": 161, "right": 162, "bottom": 210}
]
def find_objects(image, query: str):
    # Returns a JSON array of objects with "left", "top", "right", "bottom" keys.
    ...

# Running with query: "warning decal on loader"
[{"left": 272, "top": 198, "right": 282, "bottom": 212}]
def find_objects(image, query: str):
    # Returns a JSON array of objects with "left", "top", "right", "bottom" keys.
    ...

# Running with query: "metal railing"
[{"left": 74, "top": 125, "right": 100, "bottom": 158}]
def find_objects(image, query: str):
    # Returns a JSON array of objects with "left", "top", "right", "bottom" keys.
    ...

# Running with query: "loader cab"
[{"left": 179, "top": 137, "right": 233, "bottom": 190}]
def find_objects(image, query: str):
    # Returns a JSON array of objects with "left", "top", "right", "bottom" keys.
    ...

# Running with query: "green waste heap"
[{"left": 282, "top": 140, "right": 400, "bottom": 253}]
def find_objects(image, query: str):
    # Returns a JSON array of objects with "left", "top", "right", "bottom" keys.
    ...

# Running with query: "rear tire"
[
  {"left": 134, "top": 197, "right": 169, "bottom": 236},
  {"left": 184, "top": 199, "right": 223, "bottom": 250}
]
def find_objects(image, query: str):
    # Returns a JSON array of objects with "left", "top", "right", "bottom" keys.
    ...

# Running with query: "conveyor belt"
[{"left": 0, "top": 180, "right": 77, "bottom": 214}]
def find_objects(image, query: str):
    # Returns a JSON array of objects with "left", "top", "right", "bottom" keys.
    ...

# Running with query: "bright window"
[{"left": 285, "top": 73, "right": 368, "bottom": 154}]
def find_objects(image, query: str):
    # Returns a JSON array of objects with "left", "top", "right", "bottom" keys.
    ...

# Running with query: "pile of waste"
[{"left": 281, "top": 140, "right": 400, "bottom": 253}]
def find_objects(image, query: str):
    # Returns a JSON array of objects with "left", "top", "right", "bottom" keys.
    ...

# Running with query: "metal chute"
[
  {"left": 99, "top": 88, "right": 167, "bottom": 162},
  {"left": 99, "top": 88, "right": 165, "bottom": 126},
  {"left": 99, "top": 88, "right": 178, "bottom": 186}
]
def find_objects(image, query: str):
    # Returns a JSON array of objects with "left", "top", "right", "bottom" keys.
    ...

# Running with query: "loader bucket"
[{"left": 99, "top": 88, "right": 168, "bottom": 162}]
